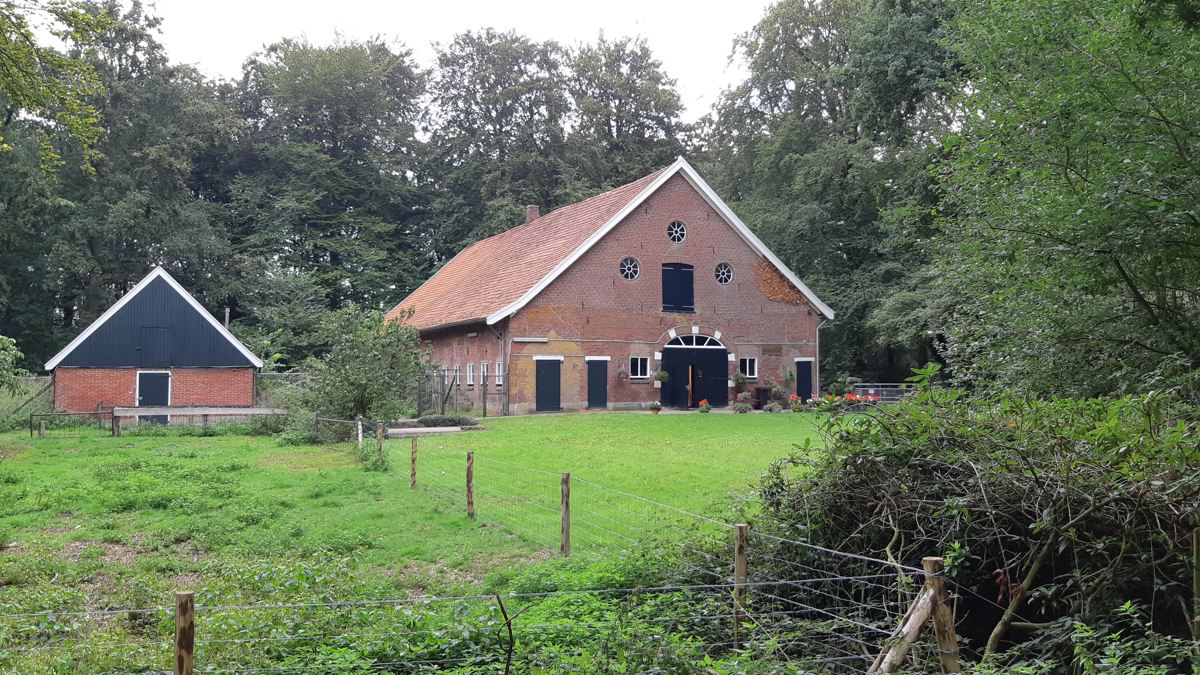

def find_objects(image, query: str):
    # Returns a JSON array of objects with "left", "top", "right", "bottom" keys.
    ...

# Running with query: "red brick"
[{"left": 53, "top": 368, "right": 256, "bottom": 411}]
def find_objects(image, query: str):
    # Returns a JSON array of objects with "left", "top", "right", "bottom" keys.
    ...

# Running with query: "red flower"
[{"left": 788, "top": 393, "right": 800, "bottom": 401}]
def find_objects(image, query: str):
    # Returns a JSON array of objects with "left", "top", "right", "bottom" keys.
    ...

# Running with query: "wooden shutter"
[{"left": 661, "top": 263, "right": 694, "bottom": 313}]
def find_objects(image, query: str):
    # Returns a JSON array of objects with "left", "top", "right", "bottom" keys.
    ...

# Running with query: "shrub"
[
  {"left": 740, "top": 367, "right": 1200, "bottom": 669},
  {"left": 733, "top": 402, "right": 751, "bottom": 414},
  {"left": 697, "top": 399, "right": 711, "bottom": 413},
  {"left": 763, "top": 401, "right": 783, "bottom": 413},
  {"left": 417, "top": 414, "right": 478, "bottom": 428}
]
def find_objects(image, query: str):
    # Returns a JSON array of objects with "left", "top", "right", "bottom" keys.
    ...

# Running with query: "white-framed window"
[
  {"left": 629, "top": 357, "right": 650, "bottom": 379},
  {"left": 480, "top": 362, "right": 488, "bottom": 385},
  {"left": 495, "top": 360, "right": 504, "bottom": 388},
  {"left": 466, "top": 363, "right": 474, "bottom": 386},
  {"left": 739, "top": 357, "right": 758, "bottom": 379},
  {"left": 442, "top": 366, "right": 449, "bottom": 386},
  {"left": 453, "top": 365, "right": 461, "bottom": 385}
]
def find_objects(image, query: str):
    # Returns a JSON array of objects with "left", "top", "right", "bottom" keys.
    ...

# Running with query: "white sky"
[{"left": 148, "top": 0, "right": 774, "bottom": 121}]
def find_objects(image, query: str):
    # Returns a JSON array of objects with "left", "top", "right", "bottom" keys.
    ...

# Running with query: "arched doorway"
[{"left": 660, "top": 334, "right": 729, "bottom": 408}]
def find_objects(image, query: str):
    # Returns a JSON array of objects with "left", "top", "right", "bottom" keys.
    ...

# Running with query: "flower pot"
[{"left": 650, "top": 409, "right": 660, "bottom": 415}]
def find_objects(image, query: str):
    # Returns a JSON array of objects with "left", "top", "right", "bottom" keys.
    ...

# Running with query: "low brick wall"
[{"left": 53, "top": 368, "right": 255, "bottom": 412}]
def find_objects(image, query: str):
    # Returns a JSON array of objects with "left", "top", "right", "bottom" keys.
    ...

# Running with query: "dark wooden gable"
[{"left": 56, "top": 276, "right": 254, "bottom": 368}]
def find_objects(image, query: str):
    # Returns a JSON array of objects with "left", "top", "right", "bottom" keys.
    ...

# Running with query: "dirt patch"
[
  {"left": 257, "top": 449, "right": 358, "bottom": 472},
  {"left": 60, "top": 540, "right": 139, "bottom": 565}
]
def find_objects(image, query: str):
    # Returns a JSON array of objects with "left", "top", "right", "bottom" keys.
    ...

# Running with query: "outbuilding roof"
[
  {"left": 387, "top": 157, "right": 834, "bottom": 331},
  {"left": 44, "top": 267, "right": 264, "bottom": 370}
]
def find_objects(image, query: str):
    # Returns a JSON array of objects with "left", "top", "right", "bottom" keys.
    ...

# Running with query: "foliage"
[
  {"left": 743, "top": 376, "right": 1199, "bottom": 668},
  {"left": 654, "top": 369, "right": 670, "bottom": 382},
  {"left": 417, "top": 414, "right": 478, "bottom": 428},
  {"left": 0, "top": 335, "right": 24, "bottom": 395},
  {"left": 0, "top": 0, "right": 106, "bottom": 169},
  {"left": 762, "top": 401, "right": 783, "bottom": 413},
  {"left": 697, "top": 399, "right": 711, "bottom": 413},
  {"left": 648, "top": 401, "right": 662, "bottom": 411},
  {"left": 298, "top": 308, "right": 430, "bottom": 420},
  {"left": 936, "top": 0, "right": 1200, "bottom": 399},
  {"left": 706, "top": 0, "right": 958, "bottom": 383}
]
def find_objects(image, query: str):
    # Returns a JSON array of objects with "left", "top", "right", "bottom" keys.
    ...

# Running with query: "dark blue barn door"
[
  {"left": 661, "top": 264, "right": 694, "bottom": 313},
  {"left": 795, "top": 360, "right": 814, "bottom": 401},
  {"left": 535, "top": 360, "right": 562, "bottom": 412},
  {"left": 587, "top": 360, "right": 607, "bottom": 409},
  {"left": 137, "top": 371, "right": 170, "bottom": 425}
]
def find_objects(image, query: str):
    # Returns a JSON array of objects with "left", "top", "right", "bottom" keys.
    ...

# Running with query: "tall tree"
[
  {"left": 230, "top": 37, "right": 427, "bottom": 309},
  {"left": 706, "top": 0, "right": 957, "bottom": 383},
  {"left": 424, "top": 29, "right": 573, "bottom": 261},
  {"left": 565, "top": 35, "right": 688, "bottom": 190},
  {"left": 935, "top": 0, "right": 1200, "bottom": 397},
  {"left": 0, "top": 0, "right": 105, "bottom": 169}
]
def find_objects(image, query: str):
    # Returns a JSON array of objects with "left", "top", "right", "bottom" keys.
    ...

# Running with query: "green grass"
[{"left": 0, "top": 412, "right": 821, "bottom": 671}]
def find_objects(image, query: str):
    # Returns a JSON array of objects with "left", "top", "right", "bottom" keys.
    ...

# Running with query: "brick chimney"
[{"left": 525, "top": 205, "right": 541, "bottom": 224}]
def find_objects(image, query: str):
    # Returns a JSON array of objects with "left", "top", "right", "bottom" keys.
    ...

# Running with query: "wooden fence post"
[
  {"left": 201, "top": 414, "right": 209, "bottom": 433},
  {"left": 869, "top": 556, "right": 959, "bottom": 673},
  {"left": 174, "top": 590, "right": 195, "bottom": 675},
  {"left": 733, "top": 523, "right": 749, "bottom": 647},
  {"left": 113, "top": 415, "right": 123, "bottom": 437},
  {"left": 466, "top": 451, "right": 475, "bottom": 518},
  {"left": 410, "top": 437, "right": 418, "bottom": 489},
  {"left": 560, "top": 472, "right": 571, "bottom": 557},
  {"left": 416, "top": 373, "right": 424, "bottom": 418},
  {"left": 37, "top": 420, "right": 45, "bottom": 439},
  {"left": 924, "top": 556, "right": 961, "bottom": 672},
  {"left": 376, "top": 422, "right": 385, "bottom": 465}
]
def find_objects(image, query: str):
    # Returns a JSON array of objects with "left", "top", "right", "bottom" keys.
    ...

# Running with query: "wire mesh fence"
[{"left": 28, "top": 410, "right": 112, "bottom": 438}]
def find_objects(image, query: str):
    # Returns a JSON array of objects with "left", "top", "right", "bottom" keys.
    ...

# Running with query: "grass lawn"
[{"left": 0, "top": 412, "right": 821, "bottom": 671}]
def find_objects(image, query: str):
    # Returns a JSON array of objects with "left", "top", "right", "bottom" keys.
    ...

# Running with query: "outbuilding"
[{"left": 45, "top": 267, "right": 263, "bottom": 414}]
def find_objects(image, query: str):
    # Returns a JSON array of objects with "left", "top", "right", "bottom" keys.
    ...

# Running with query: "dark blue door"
[
  {"left": 535, "top": 360, "right": 561, "bottom": 412},
  {"left": 796, "top": 360, "right": 814, "bottom": 401},
  {"left": 661, "top": 348, "right": 729, "bottom": 408},
  {"left": 587, "top": 360, "right": 607, "bottom": 409},
  {"left": 137, "top": 371, "right": 170, "bottom": 425}
]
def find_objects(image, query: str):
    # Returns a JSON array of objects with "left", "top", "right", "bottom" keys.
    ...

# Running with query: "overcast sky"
[{"left": 148, "top": 0, "right": 774, "bottom": 121}]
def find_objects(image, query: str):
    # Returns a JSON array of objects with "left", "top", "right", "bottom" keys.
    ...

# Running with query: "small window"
[
  {"left": 453, "top": 365, "right": 461, "bottom": 385},
  {"left": 739, "top": 358, "right": 758, "bottom": 379},
  {"left": 629, "top": 357, "right": 650, "bottom": 379},
  {"left": 619, "top": 257, "right": 640, "bottom": 280},
  {"left": 715, "top": 262, "right": 733, "bottom": 285},
  {"left": 466, "top": 363, "right": 474, "bottom": 386},
  {"left": 480, "top": 362, "right": 488, "bottom": 385},
  {"left": 667, "top": 220, "right": 686, "bottom": 243},
  {"left": 442, "top": 366, "right": 449, "bottom": 386},
  {"left": 495, "top": 360, "right": 504, "bottom": 388}
]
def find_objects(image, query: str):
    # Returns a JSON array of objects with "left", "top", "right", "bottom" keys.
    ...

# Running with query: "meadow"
[{"left": 0, "top": 412, "right": 822, "bottom": 672}]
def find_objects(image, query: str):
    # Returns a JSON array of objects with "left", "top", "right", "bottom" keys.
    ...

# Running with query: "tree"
[
  {"left": 0, "top": 1, "right": 105, "bottom": 169},
  {"left": 706, "top": 0, "right": 957, "bottom": 382},
  {"left": 231, "top": 37, "right": 427, "bottom": 309},
  {"left": 424, "top": 29, "right": 574, "bottom": 261},
  {"left": 565, "top": 35, "right": 689, "bottom": 190},
  {"left": 0, "top": 335, "right": 23, "bottom": 395},
  {"left": 935, "top": 0, "right": 1200, "bottom": 397}
]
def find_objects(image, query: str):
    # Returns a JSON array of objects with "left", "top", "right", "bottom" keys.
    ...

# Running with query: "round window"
[
  {"left": 667, "top": 221, "right": 686, "bottom": 243},
  {"left": 619, "top": 257, "right": 640, "bottom": 280},
  {"left": 715, "top": 262, "right": 733, "bottom": 285}
]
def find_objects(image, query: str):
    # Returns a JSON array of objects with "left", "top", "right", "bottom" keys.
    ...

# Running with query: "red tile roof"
[{"left": 387, "top": 167, "right": 669, "bottom": 331}]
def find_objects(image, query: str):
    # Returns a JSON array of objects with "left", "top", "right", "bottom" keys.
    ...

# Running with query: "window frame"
[
  {"left": 453, "top": 365, "right": 461, "bottom": 385},
  {"left": 629, "top": 357, "right": 650, "bottom": 379},
  {"left": 495, "top": 360, "right": 504, "bottom": 388},
  {"left": 619, "top": 257, "right": 640, "bottom": 281},
  {"left": 480, "top": 361, "right": 488, "bottom": 386},
  {"left": 715, "top": 262, "right": 733, "bottom": 285},
  {"left": 466, "top": 363, "right": 474, "bottom": 386},
  {"left": 667, "top": 220, "right": 687, "bottom": 243},
  {"left": 739, "top": 357, "right": 758, "bottom": 379}
]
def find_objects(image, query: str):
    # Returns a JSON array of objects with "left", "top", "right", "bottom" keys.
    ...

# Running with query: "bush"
[
  {"left": 763, "top": 401, "right": 783, "bottom": 413},
  {"left": 741, "top": 368, "right": 1200, "bottom": 669},
  {"left": 417, "top": 414, "right": 478, "bottom": 428},
  {"left": 733, "top": 402, "right": 751, "bottom": 414}
]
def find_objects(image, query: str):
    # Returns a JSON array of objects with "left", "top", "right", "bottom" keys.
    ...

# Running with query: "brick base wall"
[{"left": 53, "top": 368, "right": 256, "bottom": 411}]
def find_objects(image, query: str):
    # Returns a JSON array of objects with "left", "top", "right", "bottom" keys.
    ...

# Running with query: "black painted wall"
[{"left": 57, "top": 277, "right": 254, "bottom": 368}]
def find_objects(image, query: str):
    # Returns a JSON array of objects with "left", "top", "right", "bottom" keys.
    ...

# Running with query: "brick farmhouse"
[
  {"left": 45, "top": 267, "right": 263, "bottom": 415},
  {"left": 386, "top": 158, "right": 834, "bottom": 414}
]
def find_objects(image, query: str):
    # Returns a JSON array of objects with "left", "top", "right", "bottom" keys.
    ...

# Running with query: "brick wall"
[
  {"left": 53, "top": 368, "right": 256, "bottom": 411},
  {"left": 423, "top": 173, "right": 823, "bottom": 414}
]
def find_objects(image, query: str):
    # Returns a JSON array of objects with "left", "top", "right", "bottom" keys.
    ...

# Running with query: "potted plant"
[
  {"left": 649, "top": 401, "right": 663, "bottom": 415},
  {"left": 732, "top": 371, "right": 748, "bottom": 391},
  {"left": 654, "top": 370, "right": 669, "bottom": 389},
  {"left": 698, "top": 398, "right": 711, "bottom": 413}
]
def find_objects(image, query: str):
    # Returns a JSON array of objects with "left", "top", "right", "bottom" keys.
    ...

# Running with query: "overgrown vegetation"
[{"left": 739, "top": 370, "right": 1200, "bottom": 671}]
